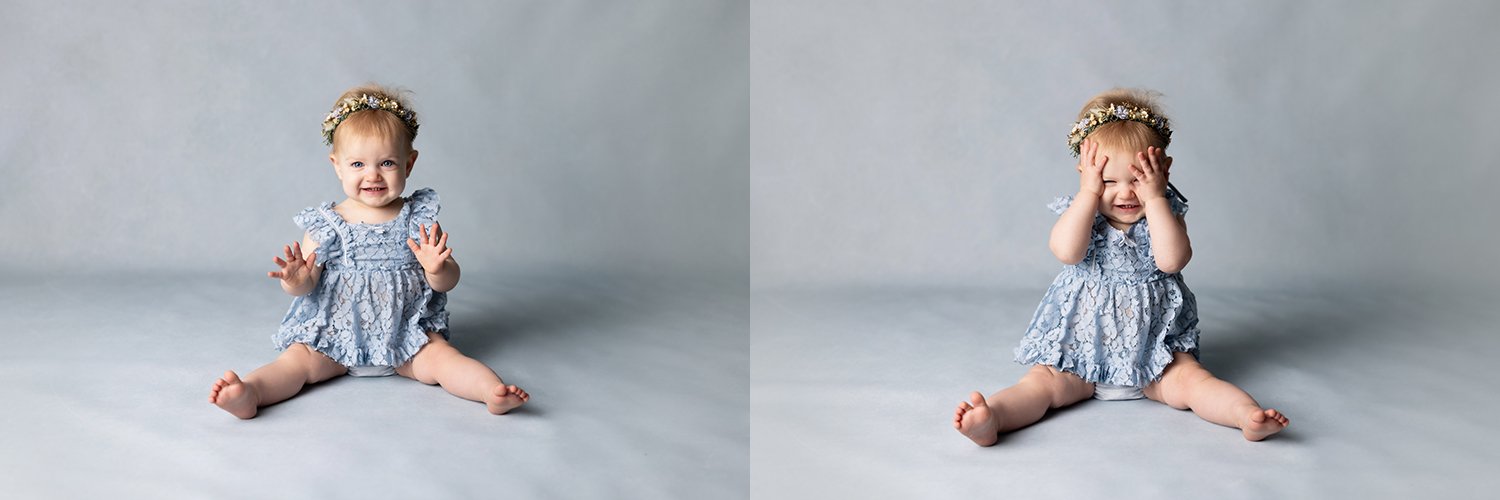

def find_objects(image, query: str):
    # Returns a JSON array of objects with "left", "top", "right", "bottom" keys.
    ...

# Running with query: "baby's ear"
[{"left": 1162, "top": 156, "right": 1173, "bottom": 170}]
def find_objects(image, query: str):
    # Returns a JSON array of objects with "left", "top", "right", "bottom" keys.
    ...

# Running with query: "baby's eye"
[
  {"left": 380, "top": 160, "right": 397, "bottom": 168},
  {"left": 350, "top": 161, "right": 364, "bottom": 168},
  {"left": 1103, "top": 180, "right": 1116, "bottom": 185}
]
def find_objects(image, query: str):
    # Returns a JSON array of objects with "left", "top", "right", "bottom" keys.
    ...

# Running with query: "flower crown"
[
  {"left": 322, "top": 94, "right": 420, "bottom": 146},
  {"left": 1067, "top": 103, "right": 1172, "bottom": 157}
]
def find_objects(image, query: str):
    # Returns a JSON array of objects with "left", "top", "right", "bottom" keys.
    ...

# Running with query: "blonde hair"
[
  {"left": 1075, "top": 88, "right": 1169, "bottom": 152},
  {"left": 328, "top": 84, "right": 418, "bottom": 153}
]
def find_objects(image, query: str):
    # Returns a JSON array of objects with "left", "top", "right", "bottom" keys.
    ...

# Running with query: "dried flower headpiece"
[
  {"left": 1067, "top": 103, "right": 1172, "bottom": 157},
  {"left": 322, "top": 94, "right": 420, "bottom": 146}
]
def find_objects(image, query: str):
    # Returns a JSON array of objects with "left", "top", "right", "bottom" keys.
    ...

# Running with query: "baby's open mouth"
[
  {"left": 361, "top": 186, "right": 387, "bottom": 193},
  {"left": 1115, "top": 204, "right": 1140, "bottom": 210}
]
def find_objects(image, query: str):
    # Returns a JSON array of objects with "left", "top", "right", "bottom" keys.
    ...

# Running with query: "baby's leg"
[
  {"left": 209, "top": 343, "right": 347, "bottom": 419},
  {"left": 953, "top": 365, "right": 1095, "bottom": 446},
  {"left": 1142, "top": 352, "right": 1289, "bottom": 441},
  {"left": 396, "top": 333, "right": 529, "bottom": 415}
]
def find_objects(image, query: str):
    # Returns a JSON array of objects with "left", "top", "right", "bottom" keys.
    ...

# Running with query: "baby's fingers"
[
  {"left": 268, "top": 270, "right": 284, "bottom": 279},
  {"left": 274, "top": 256, "right": 288, "bottom": 268},
  {"left": 420, "top": 224, "right": 431, "bottom": 244},
  {"left": 436, "top": 231, "right": 449, "bottom": 250},
  {"left": 306, "top": 252, "right": 318, "bottom": 268},
  {"left": 407, "top": 238, "right": 422, "bottom": 253}
]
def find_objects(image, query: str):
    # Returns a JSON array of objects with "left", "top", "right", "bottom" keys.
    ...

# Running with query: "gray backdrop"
[
  {"left": 0, "top": 2, "right": 749, "bottom": 498},
  {"left": 2, "top": 0, "right": 747, "bottom": 281},
  {"left": 752, "top": 0, "right": 1500, "bottom": 292},
  {"left": 750, "top": 2, "right": 1500, "bottom": 499}
]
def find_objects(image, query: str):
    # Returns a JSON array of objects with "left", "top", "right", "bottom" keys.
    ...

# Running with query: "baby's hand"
[
  {"left": 1131, "top": 146, "right": 1170, "bottom": 202},
  {"left": 408, "top": 222, "right": 453, "bottom": 274},
  {"left": 267, "top": 241, "right": 318, "bottom": 288},
  {"left": 1077, "top": 138, "right": 1107, "bottom": 198}
]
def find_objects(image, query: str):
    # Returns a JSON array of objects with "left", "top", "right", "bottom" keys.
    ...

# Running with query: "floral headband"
[
  {"left": 1067, "top": 103, "right": 1172, "bottom": 158},
  {"left": 1068, "top": 103, "right": 1187, "bottom": 203},
  {"left": 322, "top": 94, "right": 420, "bottom": 146}
]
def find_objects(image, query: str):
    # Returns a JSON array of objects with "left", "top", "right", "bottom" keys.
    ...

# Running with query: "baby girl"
[{"left": 210, "top": 85, "right": 529, "bottom": 419}]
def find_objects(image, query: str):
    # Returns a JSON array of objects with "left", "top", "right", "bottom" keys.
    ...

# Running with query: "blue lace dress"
[
  {"left": 273, "top": 188, "right": 449, "bottom": 368},
  {"left": 1013, "top": 190, "right": 1200, "bottom": 387}
]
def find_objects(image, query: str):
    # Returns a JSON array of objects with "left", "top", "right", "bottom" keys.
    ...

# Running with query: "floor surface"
[
  {"left": 750, "top": 286, "right": 1500, "bottom": 499},
  {"left": 0, "top": 273, "right": 747, "bottom": 499}
]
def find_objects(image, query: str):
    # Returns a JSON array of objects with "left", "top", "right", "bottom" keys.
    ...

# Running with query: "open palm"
[
  {"left": 267, "top": 241, "right": 318, "bottom": 289},
  {"left": 407, "top": 222, "right": 452, "bottom": 273}
]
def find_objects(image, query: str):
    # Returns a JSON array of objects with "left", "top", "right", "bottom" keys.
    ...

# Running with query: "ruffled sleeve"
[
  {"left": 406, "top": 188, "right": 441, "bottom": 238},
  {"left": 1167, "top": 187, "right": 1189, "bottom": 216},
  {"left": 292, "top": 202, "right": 341, "bottom": 262},
  {"left": 1047, "top": 195, "right": 1073, "bottom": 215}
]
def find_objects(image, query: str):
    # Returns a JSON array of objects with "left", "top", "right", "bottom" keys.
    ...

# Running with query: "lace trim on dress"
[{"left": 273, "top": 188, "right": 450, "bottom": 367}]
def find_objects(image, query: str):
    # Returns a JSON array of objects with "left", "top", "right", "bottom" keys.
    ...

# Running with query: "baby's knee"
[
  {"left": 1025, "top": 366, "right": 1092, "bottom": 406},
  {"left": 1156, "top": 362, "right": 1212, "bottom": 408},
  {"left": 280, "top": 343, "right": 314, "bottom": 362},
  {"left": 281, "top": 343, "right": 338, "bottom": 380},
  {"left": 417, "top": 337, "right": 460, "bottom": 361}
]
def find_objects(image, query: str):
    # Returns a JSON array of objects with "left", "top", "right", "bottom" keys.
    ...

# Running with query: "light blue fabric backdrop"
[
  {"left": 1, "top": 0, "right": 747, "bottom": 281},
  {"left": 752, "top": 0, "right": 1500, "bottom": 292}
]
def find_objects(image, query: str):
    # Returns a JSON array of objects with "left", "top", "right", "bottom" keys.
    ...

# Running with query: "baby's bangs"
[
  {"left": 1087, "top": 121, "right": 1165, "bottom": 152},
  {"left": 332, "top": 109, "right": 413, "bottom": 151}
]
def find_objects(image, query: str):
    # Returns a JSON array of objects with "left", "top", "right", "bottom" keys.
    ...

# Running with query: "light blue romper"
[
  {"left": 1013, "top": 189, "right": 1199, "bottom": 399},
  {"left": 273, "top": 188, "right": 449, "bottom": 376}
]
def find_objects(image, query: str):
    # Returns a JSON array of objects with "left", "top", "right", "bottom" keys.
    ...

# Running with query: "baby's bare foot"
[
  {"left": 953, "top": 391, "right": 1001, "bottom": 446},
  {"left": 485, "top": 384, "right": 529, "bottom": 415},
  {"left": 210, "top": 370, "right": 259, "bottom": 419},
  {"left": 1242, "top": 408, "right": 1289, "bottom": 441}
]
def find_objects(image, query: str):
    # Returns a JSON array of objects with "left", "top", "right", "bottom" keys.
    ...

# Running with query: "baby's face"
[
  {"left": 1093, "top": 143, "right": 1167, "bottom": 229},
  {"left": 329, "top": 133, "right": 416, "bottom": 210}
]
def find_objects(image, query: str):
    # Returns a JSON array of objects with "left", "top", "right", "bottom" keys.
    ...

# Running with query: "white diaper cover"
[
  {"left": 347, "top": 365, "right": 396, "bottom": 377},
  {"left": 1093, "top": 383, "right": 1144, "bottom": 401}
]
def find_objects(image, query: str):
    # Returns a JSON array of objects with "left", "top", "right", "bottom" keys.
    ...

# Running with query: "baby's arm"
[
  {"left": 1133, "top": 148, "right": 1192, "bottom": 273},
  {"left": 430, "top": 257, "right": 460, "bottom": 293},
  {"left": 409, "top": 222, "right": 460, "bottom": 293},
  {"left": 1050, "top": 196, "right": 1098, "bottom": 265},
  {"left": 1050, "top": 139, "right": 1105, "bottom": 265},
  {"left": 267, "top": 233, "right": 322, "bottom": 296}
]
